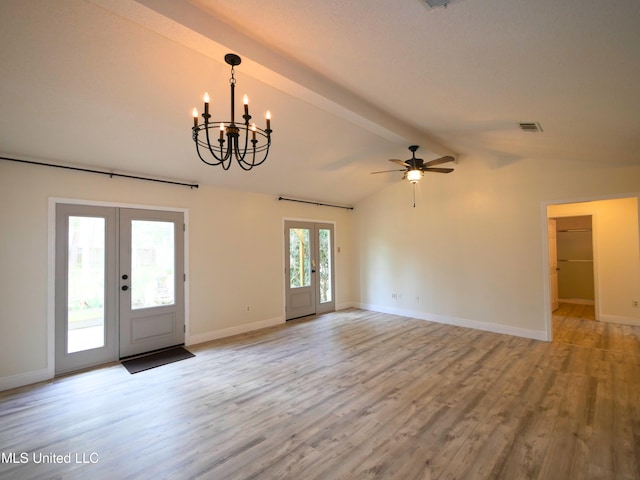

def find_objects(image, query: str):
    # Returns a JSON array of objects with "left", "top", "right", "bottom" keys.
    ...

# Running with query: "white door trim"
[{"left": 47, "top": 197, "right": 189, "bottom": 378}]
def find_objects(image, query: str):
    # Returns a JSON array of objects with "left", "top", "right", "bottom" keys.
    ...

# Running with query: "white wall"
[
  {"left": 2, "top": 153, "right": 639, "bottom": 390},
  {"left": 549, "top": 198, "right": 640, "bottom": 325},
  {"left": 354, "top": 154, "right": 640, "bottom": 339},
  {"left": 0, "top": 161, "right": 356, "bottom": 389}
]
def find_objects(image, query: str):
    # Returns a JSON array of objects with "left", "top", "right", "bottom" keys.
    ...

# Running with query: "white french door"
[
  {"left": 55, "top": 205, "right": 117, "bottom": 374},
  {"left": 118, "top": 209, "right": 185, "bottom": 358},
  {"left": 55, "top": 204, "right": 185, "bottom": 374},
  {"left": 285, "top": 221, "right": 335, "bottom": 320}
]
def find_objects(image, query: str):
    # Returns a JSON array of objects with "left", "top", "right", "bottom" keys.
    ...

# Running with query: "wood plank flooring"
[{"left": 1, "top": 307, "right": 639, "bottom": 479}]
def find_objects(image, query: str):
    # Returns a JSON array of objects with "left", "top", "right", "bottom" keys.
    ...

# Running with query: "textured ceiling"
[{"left": 1, "top": 0, "right": 638, "bottom": 205}]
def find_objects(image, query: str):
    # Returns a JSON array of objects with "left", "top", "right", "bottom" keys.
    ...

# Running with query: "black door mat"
[{"left": 121, "top": 347, "right": 195, "bottom": 374}]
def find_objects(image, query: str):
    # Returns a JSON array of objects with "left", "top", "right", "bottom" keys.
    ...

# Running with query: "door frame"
[
  {"left": 541, "top": 193, "right": 640, "bottom": 341},
  {"left": 282, "top": 217, "right": 337, "bottom": 321},
  {"left": 47, "top": 198, "right": 189, "bottom": 378}
]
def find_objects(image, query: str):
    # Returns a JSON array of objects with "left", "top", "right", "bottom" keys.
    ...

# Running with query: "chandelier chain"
[{"left": 229, "top": 65, "right": 236, "bottom": 85}]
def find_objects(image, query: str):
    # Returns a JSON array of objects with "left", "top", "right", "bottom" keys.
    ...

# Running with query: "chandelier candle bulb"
[
  {"left": 266, "top": 110, "right": 271, "bottom": 131},
  {"left": 192, "top": 108, "right": 198, "bottom": 128},
  {"left": 243, "top": 95, "right": 249, "bottom": 116},
  {"left": 203, "top": 92, "right": 210, "bottom": 115},
  {"left": 219, "top": 122, "right": 225, "bottom": 140},
  {"left": 251, "top": 123, "right": 256, "bottom": 141}
]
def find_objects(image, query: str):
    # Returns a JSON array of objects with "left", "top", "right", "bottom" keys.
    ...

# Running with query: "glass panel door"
[
  {"left": 55, "top": 205, "right": 185, "bottom": 373},
  {"left": 318, "top": 227, "right": 332, "bottom": 304},
  {"left": 119, "top": 209, "right": 185, "bottom": 358},
  {"left": 285, "top": 221, "right": 316, "bottom": 320},
  {"left": 314, "top": 223, "right": 335, "bottom": 315},
  {"left": 55, "top": 204, "right": 117, "bottom": 375},
  {"left": 284, "top": 221, "right": 335, "bottom": 320}
]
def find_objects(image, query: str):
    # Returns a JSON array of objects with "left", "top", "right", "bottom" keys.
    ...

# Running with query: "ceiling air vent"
[
  {"left": 424, "top": 0, "right": 450, "bottom": 7},
  {"left": 518, "top": 122, "right": 543, "bottom": 133}
]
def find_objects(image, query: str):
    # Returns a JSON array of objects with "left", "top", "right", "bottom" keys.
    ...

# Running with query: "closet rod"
[
  {"left": 277, "top": 196, "right": 354, "bottom": 210},
  {"left": 557, "top": 228, "right": 591, "bottom": 232},
  {"left": 558, "top": 259, "right": 593, "bottom": 262},
  {"left": 1, "top": 156, "right": 199, "bottom": 189}
]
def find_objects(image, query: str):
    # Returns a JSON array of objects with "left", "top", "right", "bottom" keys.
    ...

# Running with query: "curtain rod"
[
  {"left": 1, "top": 156, "right": 199, "bottom": 189},
  {"left": 278, "top": 196, "right": 354, "bottom": 210}
]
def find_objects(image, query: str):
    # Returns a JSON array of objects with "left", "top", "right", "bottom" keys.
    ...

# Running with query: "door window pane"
[
  {"left": 131, "top": 220, "right": 175, "bottom": 309},
  {"left": 67, "top": 216, "right": 105, "bottom": 353},
  {"left": 318, "top": 228, "right": 332, "bottom": 303},
  {"left": 289, "top": 228, "right": 311, "bottom": 288}
]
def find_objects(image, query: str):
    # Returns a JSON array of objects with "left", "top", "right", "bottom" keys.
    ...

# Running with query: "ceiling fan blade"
[
  {"left": 423, "top": 155, "right": 455, "bottom": 167},
  {"left": 422, "top": 167, "right": 454, "bottom": 173},
  {"left": 371, "top": 169, "right": 407, "bottom": 174},
  {"left": 389, "top": 159, "right": 408, "bottom": 166}
]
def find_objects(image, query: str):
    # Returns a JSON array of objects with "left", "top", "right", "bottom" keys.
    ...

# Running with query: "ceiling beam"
[{"left": 89, "top": 0, "right": 457, "bottom": 159}]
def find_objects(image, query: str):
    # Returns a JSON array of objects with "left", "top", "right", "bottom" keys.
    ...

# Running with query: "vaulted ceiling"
[{"left": 1, "top": 0, "right": 638, "bottom": 205}]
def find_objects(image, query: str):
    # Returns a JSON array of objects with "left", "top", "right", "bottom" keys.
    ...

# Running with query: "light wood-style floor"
[{"left": 1, "top": 306, "right": 639, "bottom": 479}]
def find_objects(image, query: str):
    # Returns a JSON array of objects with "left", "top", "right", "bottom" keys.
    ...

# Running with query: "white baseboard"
[
  {"left": 336, "top": 301, "right": 358, "bottom": 310},
  {"left": 559, "top": 298, "right": 595, "bottom": 305},
  {"left": 359, "top": 303, "right": 548, "bottom": 341},
  {"left": 599, "top": 314, "right": 640, "bottom": 327},
  {"left": 187, "top": 316, "right": 284, "bottom": 346},
  {"left": 0, "top": 368, "right": 52, "bottom": 392}
]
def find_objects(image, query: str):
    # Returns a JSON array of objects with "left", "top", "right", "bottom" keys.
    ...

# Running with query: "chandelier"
[{"left": 192, "top": 53, "right": 272, "bottom": 170}]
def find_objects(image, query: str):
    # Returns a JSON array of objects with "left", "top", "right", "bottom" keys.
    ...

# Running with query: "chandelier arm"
[
  {"left": 220, "top": 132, "right": 234, "bottom": 170},
  {"left": 236, "top": 126, "right": 271, "bottom": 168},
  {"left": 238, "top": 149, "right": 270, "bottom": 169},
  {"left": 195, "top": 128, "right": 222, "bottom": 164},
  {"left": 232, "top": 123, "right": 253, "bottom": 166},
  {"left": 235, "top": 136, "right": 261, "bottom": 171},
  {"left": 194, "top": 131, "right": 224, "bottom": 166},
  {"left": 202, "top": 124, "right": 225, "bottom": 164},
  {"left": 229, "top": 133, "right": 253, "bottom": 170},
  {"left": 238, "top": 135, "right": 270, "bottom": 168}
]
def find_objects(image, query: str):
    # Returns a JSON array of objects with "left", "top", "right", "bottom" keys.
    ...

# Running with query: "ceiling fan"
[{"left": 371, "top": 145, "right": 455, "bottom": 183}]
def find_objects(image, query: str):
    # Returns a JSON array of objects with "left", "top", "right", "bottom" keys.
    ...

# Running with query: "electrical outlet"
[
  {"left": 633, "top": 300, "right": 639, "bottom": 308},
  {"left": 245, "top": 305, "right": 251, "bottom": 312},
  {"left": 391, "top": 293, "right": 397, "bottom": 300}
]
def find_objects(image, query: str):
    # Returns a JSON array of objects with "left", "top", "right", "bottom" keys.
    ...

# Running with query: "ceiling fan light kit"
[
  {"left": 371, "top": 145, "right": 454, "bottom": 184},
  {"left": 406, "top": 169, "right": 423, "bottom": 183},
  {"left": 371, "top": 145, "right": 455, "bottom": 206},
  {"left": 191, "top": 53, "right": 272, "bottom": 171}
]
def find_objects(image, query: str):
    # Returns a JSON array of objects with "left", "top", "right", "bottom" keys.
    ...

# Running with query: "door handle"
[{"left": 121, "top": 285, "right": 129, "bottom": 291}]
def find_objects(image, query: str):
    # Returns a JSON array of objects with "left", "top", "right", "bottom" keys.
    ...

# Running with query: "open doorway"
[
  {"left": 553, "top": 215, "right": 595, "bottom": 308},
  {"left": 544, "top": 195, "right": 640, "bottom": 341}
]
